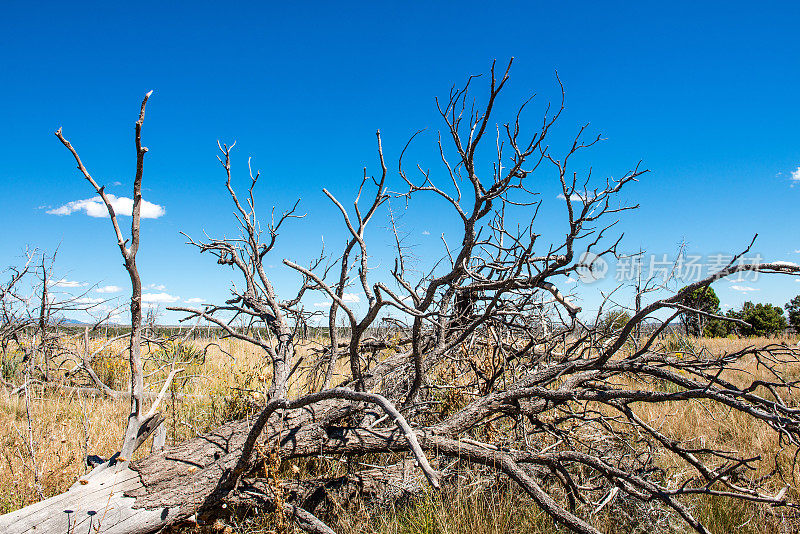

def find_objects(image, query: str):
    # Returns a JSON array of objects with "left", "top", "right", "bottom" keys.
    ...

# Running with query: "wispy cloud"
[
  {"left": 731, "top": 285, "right": 760, "bottom": 292},
  {"left": 47, "top": 194, "right": 165, "bottom": 219},
  {"left": 184, "top": 297, "right": 204, "bottom": 304},
  {"left": 50, "top": 278, "right": 86, "bottom": 288},
  {"left": 313, "top": 301, "right": 332, "bottom": 308},
  {"left": 791, "top": 166, "right": 800, "bottom": 183},
  {"left": 76, "top": 297, "right": 105, "bottom": 304},
  {"left": 422, "top": 230, "right": 431, "bottom": 235},
  {"left": 146, "top": 283, "right": 167, "bottom": 291},
  {"left": 96, "top": 285, "right": 123, "bottom": 294},
  {"left": 142, "top": 292, "right": 180, "bottom": 303}
]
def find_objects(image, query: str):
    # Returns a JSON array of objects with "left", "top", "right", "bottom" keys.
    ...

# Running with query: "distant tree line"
[{"left": 679, "top": 286, "right": 799, "bottom": 337}]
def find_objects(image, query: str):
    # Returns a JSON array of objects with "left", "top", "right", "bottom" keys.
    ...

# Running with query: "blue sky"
[{"left": 1, "top": 1, "right": 798, "bottom": 323}]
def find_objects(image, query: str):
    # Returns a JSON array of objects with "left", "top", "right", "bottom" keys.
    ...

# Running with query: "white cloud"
[
  {"left": 184, "top": 297, "right": 204, "bottom": 304},
  {"left": 557, "top": 192, "right": 594, "bottom": 202},
  {"left": 311, "top": 294, "right": 359, "bottom": 308},
  {"left": 731, "top": 285, "right": 760, "bottom": 292},
  {"left": 51, "top": 278, "right": 86, "bottom": 288},
  {"left": 564, "top": 277, "right": 578, "bottom": 284},
  {"left": 422, "top": 230, "right": 431, "bottom": 235},
  {"left": 142, "top": 292, "right": 180, "bottom": 303},
  {"left": 791, "top": 166, "right": 800, "bottom": 182},
  {"left": 146, "top": 283, "right": 167, "bottom": 291},
  {"left": 96, "top": 285, "right": 123, "bottom": 294},
  {"left": 47, "top": 194, "right": 165, "bottom": 219}
]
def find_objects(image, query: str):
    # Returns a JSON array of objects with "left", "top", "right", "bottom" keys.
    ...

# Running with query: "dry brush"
[{"left": 2, "top": 60, "right": 800, "bottom": 534}]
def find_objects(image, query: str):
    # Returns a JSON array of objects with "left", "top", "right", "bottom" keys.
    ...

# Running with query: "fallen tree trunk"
[
  {"left": 0, "top": 411, "right": 412, "bottom": 533},
  {"left": 0, "top": 404, "right": 582, "bottom": 534},
  {"left": 0, "top": 354, "right": 415, "bottom": 534},
  {"left": 0, "top": 407, "right": 355, "bottom": 533}
]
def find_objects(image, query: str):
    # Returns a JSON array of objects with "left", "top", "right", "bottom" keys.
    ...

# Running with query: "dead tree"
[
  {"left": 52, "top": 92, "right": 177, "bottom": 460},
  {"left": 0, "top": 250, "right": 115, "bottom": 389},
  {"left": 0, "top": 251, "right": 37, "bottom": 377},
  {"left": 3, "top": 60, "right": 800, "bottom": 534}
]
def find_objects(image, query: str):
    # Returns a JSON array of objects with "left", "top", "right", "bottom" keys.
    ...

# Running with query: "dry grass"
[
  {"left": 628, "top": 337, "right": 800, "bottom": 533},
  {"left": 1, "top": 335, "right": 800, "bottom": 532}
]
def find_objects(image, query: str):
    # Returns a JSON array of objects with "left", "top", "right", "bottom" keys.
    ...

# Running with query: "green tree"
[
  {"left": 679, "top": 286, "right": 720, "bottom": 336},
  {"left": 600, "top": 309, "right": 631, "bottom": 333},
  {"left": 786, "top": 295, "right": 800, "bottom": 331},
  {"left": 729, "top": 301, "right": 788, "bottom": 337},
  {"left": 702, "top": 318, "right": 731, "bottom": 338}
]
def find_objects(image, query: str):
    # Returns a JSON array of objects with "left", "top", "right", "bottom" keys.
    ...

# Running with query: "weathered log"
[
  {"left": 0, "top": 354, "right": 414, "bottom": 534},
  {"left": 0, "top": 412, "right": 335, "bottom": 533},
  {"left": 0, "top": 465, "right": 178, "bottom": 534}
]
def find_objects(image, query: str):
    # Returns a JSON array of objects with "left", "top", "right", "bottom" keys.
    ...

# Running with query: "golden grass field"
[{"left": 1, "top": 335, "right": 799, "bottom": 533}]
